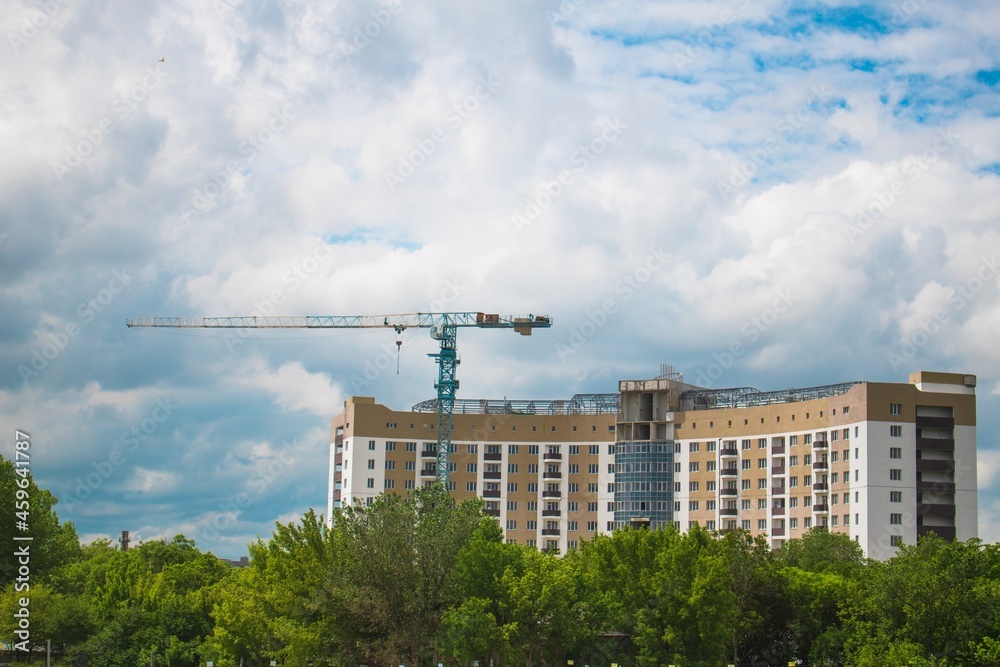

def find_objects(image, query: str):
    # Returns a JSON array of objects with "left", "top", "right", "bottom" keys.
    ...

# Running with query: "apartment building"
[{"left": 329, "top": 370, "right": 977, "bottom": 559}]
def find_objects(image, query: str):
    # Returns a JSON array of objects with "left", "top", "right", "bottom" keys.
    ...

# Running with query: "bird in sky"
[{"left": 159, "top": 56, "right": 165, "bottom": 62}]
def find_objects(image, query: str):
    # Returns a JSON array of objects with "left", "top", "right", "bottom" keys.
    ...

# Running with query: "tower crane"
[{"left": 127, "top": 312, "right": 553, "bottom": 486}]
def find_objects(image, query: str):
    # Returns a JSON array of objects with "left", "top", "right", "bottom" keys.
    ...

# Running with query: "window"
[
  {"left": 758, "top": 519, "right": 767, "bottom": 530},
  {"left": 384, "top": 478, "right": 394, "bottom": 489},
  {"left": 405, "top": 461, "right": 415, "bottom": 471},
  {"left": 790, "top": 455, "right": 798, "bottom": 467},
  {"left": 587, "top": 521, "right": 598, "bottom": 531},
  {"left": 855, "top": 513, "right": 860, "bottom": 525},
  {"left": 507, "top": 482, "right": 518, "bottom": 492},
  {"left": 890, "top": 447, "right": 902, "bottom": 459},
  {"left": 831, "top": 451, "right": 838, "bottom": 463},
  {"left": 890, "top": 491, "right": 902, "bottom": 503},
  {"left": 526, "top": 520, "right": 537, "bottom": 530},
  {"left": 707, "top": 460, "right": 716, "bottom": 471},
  {"left": 527, "top": 501, "right": 537, "bottom": 511},
  {"left": 385, "top": 460, "right": 395, "bottom": 470},
  {"left": 758, "top": 498, "right": 767, "bottom": 510},
  {"left": 890, "top": 535, "right": 903, "bottom": 546},
  {"left": 804, "top": 517, "right": 812, "bottom": 529},
  {"left": 790, "top": 477, "right": 799, "bottom": 488},
  {"left": 758, "top": 479, "right": 767, "bottom": 489},
  {"left": 588, "top": 501, "right": 598, "bottom": 512},
  {"left": 568, "top": 520, "right": 578, "bottom": 531},
  {"left": 467, "top": 463, "right": 477, "bottom": 473},
  {"left": 843, "top": 428, "right": 850, "bottom": 439},
  {"left": 689, "top": 442, "right": 699, "bottom": 452},
  {"left": 790, "top": 435, "right": 798, "bottom": 446},
  {"left": 741, "top": 479, "right": 751, "bottom": 490},
  {"left": 831, "top": 472, "right": 839, "bottom": 484},
  {"left": 467, "top": 481, "right": 477, "bottom": 492},
  {"left": 742, "top": 439, "right": 751, "bottom": 450},
  {"left": 742, "top": 459, "right": 751, "bottom": 470},
  {"left": 589, "top": 445, "right": 599, "bottom": 455},
  {"left": 790, "top": 518, "right": 798, "bottom": 529},
  {"left": 804, "top": 454, "right": 812, "bottom": 465},
  {"left": 689, "top": 501, "right": 699, "bottom": 511},
  {"left": 890, "top": 513, "right": 902, "bottom": 525},
  {"left": 831, "top": 430, "right": 838, "bottom": 441},
  {"left": 589, "top": 483, "right": 599, "bottom": 493},
  {"left": 742, "top": 520, "right": 751, "bottom": 530},
  {"left": 608, "top": 463, "right": 615, "bottom": 474},
  {"left": 569, "top": 445, "right": 579, "bottom": 455},
  {"left": 706, "top": 481, "right": 716, "bottom": 491},
  {"left": 527, "top": 483, "right": 537, "bottom": 493},
  {"left": 506, "top": 520, "right": 517, "bottom": 530},
  {"left": 507, "top": 501, "right": 517, "bottom": 510},
  {"left": 890, "top": 403, "right": 902, "bottom": 415},
  {"left": 589, "top": 463, "right": 599, "bottom": 474},
  {"left": 890, "top": 425, "right": 902, "bottom": 437},
  {"left": 527, "top": 463, "right": 538, "bottom": 474},
  {"left": 368, "top": 440, "right": 376, "bottom": 450},
  {"left": 568, "top": 483, "right": 579, "bottom": 493},
  {"left": 790, "top": 497, "right": 798, "bottom": 508},
  {"left": 385, "top": 441, "right": 396, "bottom": 451},
  {"left": 690, "top": 462, "right": 700, "bottom": 472},
  {"left": 757, "top": 458, "right": 767, "bottom": 469},
  {"left": 367, "top": 478, "right": 374, "bottom": 488},
  {"left": 804, "top": 475, "right": 812, "bottom": 486},
  {"left": 890, "top": 469, "right": 902, "bottom": 481},
  {"left": 528, "top": 445, "right": 538, "bottom": 455},
  {"left": 367, "top": 459, "right": 375, "bottom": 469},
  {"left": 831, "top": 516, "right": 838, "bottom": 527},
  {"left": 759, "top": 438, "right": 767, "bottom": 449}
]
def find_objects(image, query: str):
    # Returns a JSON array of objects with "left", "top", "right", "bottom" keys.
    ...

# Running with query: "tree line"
[{"left": 2, "top": 454, "right": 999, "bottom": 667}]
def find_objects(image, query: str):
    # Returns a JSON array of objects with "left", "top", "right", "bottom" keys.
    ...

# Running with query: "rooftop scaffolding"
[
  {"left": 412, "top": 393, "right": 620, "bottom": 415},
  {"left": 678, "top": 381, "right": 865, "bottom": 411}
]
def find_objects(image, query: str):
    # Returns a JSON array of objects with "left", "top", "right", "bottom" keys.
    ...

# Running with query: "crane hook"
[{"left": 396, "top": 338, "right": 402, "bottom": 374}]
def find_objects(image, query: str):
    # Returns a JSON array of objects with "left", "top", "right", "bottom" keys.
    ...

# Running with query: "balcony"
[
  {"left": 541, "top": 528, "right": 561, "bottom": 537},
  {"left": 917, "top": 459, "right": 953, "bottom": 473},
  {"left": 543, "top": 451, "right": 562, "bottom": 461},
  {"left": 543, "top": 471, "right": 563, "bottom": 480},
  {"left": 482, "top": 489, "right": 501, "bottom": 499},
  {"left": 542, "top": 489, "right": 562, "bottom": 498},
  {"left": 720, "top": 488, "right": 738, "bottom": 497},
  {"left": 542, "top": 509, "right": 561, "bottom": 517},
  {"left": 721, "top": 446, "right": 738, "bottom": 457},
  {"left": 813, "top": 461, "right": 829, "bottom": 470},
  {"left": 918, "top": 503, "right": 956, "bottom": 517},
  {"left": 813, "top": 440, "right": 828, "bottom": 450},
  {"left": 916, "top": 415, "right": 955, "bottom": 430},
  {"left": 771, "top": 444, "right": 785, "bottom": 455},
  {"left": 421, "top": 449, "right": 437, "bottom": 458},
  {"left": 771, "top": 506, "right": 785, "bottom": 516},
  {"left": 771, "top": 465, "right": 786, "bottom": 475},
  {"left": 917, "top": 437, "right": 954, "bottom": 452},
  {"left": 917, "top": 480, "right": 956, "bottom": 494},
  {"left": 420, "top": 468, "right": 437, "bottom": 477},
  {"left": 484, "top": 452, "right": 502, "bottom": 461},
  {"left": 485, "top": 508, "right": 501, "bottom": 517},
  {"left": 917, "top": 525, "right": 956, "bottom": 540},
  {"left": 771, "top": 527, "right": 786, "bottom": 537},
  {"left": 813, "top": 504, "right": 829, "bottom": 513},
  {"left": 720, "top": 508, "right": 738, "bottom": 516},
  {"left": 721, "top": 467, "right": 738, "bottom": 477},
  {"left": 813, "top": 482, "right": 829, "bottom": 491},
  {"left": 772, "top": 485, "right": 786, "bottom": 496},
  {"left": 483, "top": 471, "right": 502, "bottom": 480}
]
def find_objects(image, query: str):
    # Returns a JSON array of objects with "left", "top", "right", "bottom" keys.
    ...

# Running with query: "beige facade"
[{"left": 329, "top": 371, "right": 977, "bottom": 559}]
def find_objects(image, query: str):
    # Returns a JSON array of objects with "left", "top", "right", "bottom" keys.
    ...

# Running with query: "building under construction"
[{"left": 329, "top": 368, "right": 977, "bottom": 560}]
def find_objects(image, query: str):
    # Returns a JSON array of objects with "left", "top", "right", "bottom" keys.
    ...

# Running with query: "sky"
[{"left": 1, "top": 0, "right": 999, "bottom": 558}]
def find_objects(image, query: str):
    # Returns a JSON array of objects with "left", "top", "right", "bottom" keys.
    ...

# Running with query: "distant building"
[
  {"left": 224, "top": 556, "right": 250, "bottom": 568},
  {"left": 329, "top": 370, "right": 977, "bottom": 560}
]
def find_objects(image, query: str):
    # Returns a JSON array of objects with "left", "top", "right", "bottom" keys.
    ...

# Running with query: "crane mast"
[{"left": 127, "top": 312, "right": 552, "bottom": 487}]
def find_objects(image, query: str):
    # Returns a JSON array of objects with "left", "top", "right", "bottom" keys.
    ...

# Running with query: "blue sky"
[{"left": 1, "top": 0, "right": 999, "bottom": 557}]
